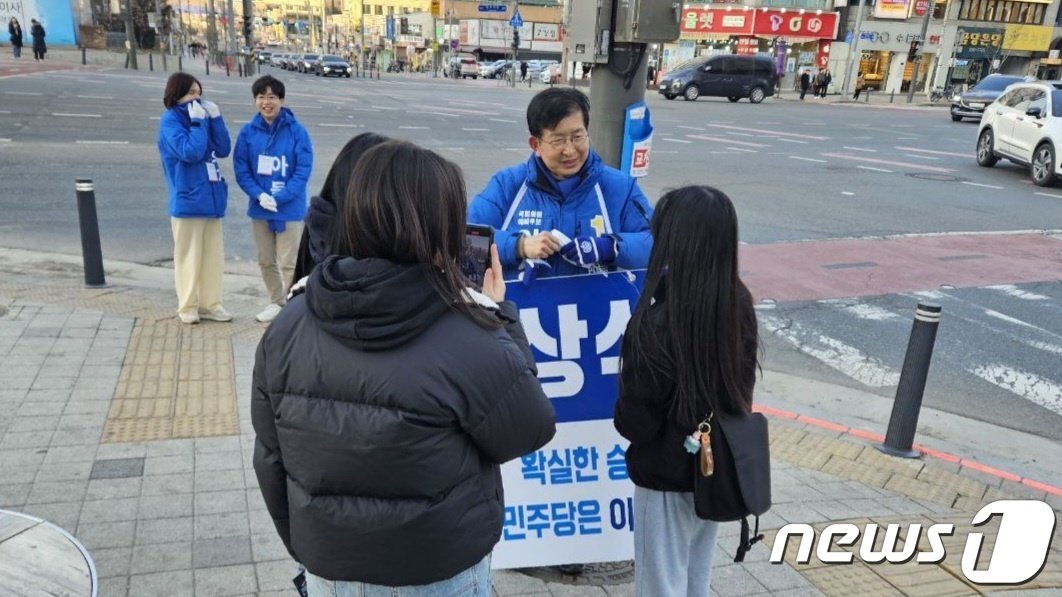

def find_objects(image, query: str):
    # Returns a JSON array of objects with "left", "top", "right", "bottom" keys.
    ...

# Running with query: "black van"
[{"left": 658, "top": 55, "right": 778, "bottom": 103}]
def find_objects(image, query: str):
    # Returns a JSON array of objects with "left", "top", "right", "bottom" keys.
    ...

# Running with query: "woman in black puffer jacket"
[{"left": 252, "top": 140, "right": 556, "bottom": 595}]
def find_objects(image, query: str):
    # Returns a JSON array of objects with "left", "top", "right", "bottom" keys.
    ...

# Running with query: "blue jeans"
[
  {"left": 12, "top": 45, "right": 20, "bottom": 58},
  {"left": 306, "top": 555, "right": 491, "bottom": 597},
  {"left": 634, "top": 486, "right": 720, "bottom": 597}
]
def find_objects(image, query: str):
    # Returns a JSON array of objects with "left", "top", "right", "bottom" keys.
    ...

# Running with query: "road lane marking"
[
  {"left": 986, "top": 285, "right": 1050, "bottom": 301},
  {"left": 4, "top": 91, "right": 42, "bottom": 96},
  {"left": 1034, "top": 191, "right": 1062, "bottom": 199},
  {"left": 678, "top": 125, "right": 706, "bottom": 131},
  {"left": 687, "top": 135, "right": 768, "bottom": 148},
  {"left": 898, "top": 137, "right": 918, "bottom": 140},
  {"left": 983, "top": 310, "right": 1058, "bottom": 334},
  {"left": 710, "top": 151, "right": 736, "bottom": 155},
  {"left": 426, "top": 111, "right": 461, "bottom": 118},
  {"left": 820, "top": 300, "right": 901, "bottom": 321},
  {"left": 663, "top": 138, "right": 692, "bottom": 144},
  {"left": 843, "top": 146, "right": 877, "bottom": 153},
  {"left": 0, "top": 138, "right": 12, "bottom": 143},
  {"left": 76, "top": 95, "right": 113, "bottom": 100},
  {"left": 820, "top": 152, "right": 954, "bottom": 173},
  {"left": 858, "top": 165, "right": 894, "bottom": 173},
  {"left": 370, "top": 105, "right": 398, "bottom": 110},
  {"left": 0, "top": 110, "right": 9, "bottom": 114},
  {"left": 789, "top": 155, "right": 828, "bottom": 163},
  {"left": 961, "top": 181, "right": 1004, "bottom": 190},
  {"left": 727, "top": 147, "right": 757, "bottom": 153},
  {"left": 725, "top": 131, "right": 756, "bottom": 137},
  {"left": 776, "top": 138, "right": 808, "bottom": 144},
  {"left": 490, "top": 118, "right": 517, "bottom": 123},
  {"left": 462, "top": 128, "right": 490, "bottom": 131},
  {"left": 968, "top": 364, "right": 1062, "bottom": 417},
  {"left": 841, "top": 191, "right": 855, "bottom": 196},
  {"left": 75, "top": 140, "right": 129, "bottom": 145},
  {"left": 316, "top": 123, "right": 364, "bottom": 128},
  {"left": 895, "top": 146, "right": 968, "bottom": 158},
  {"left": 399, "top": 125, "right": 430, "bottom": 130},
  {"left": 708, "top": 123, "right": 827, "bottom": 140},
  {"left": 760, "top": 315, "right": 900, "bottom": 388},
  {"left": 53, "top": 113, "right": 102, "bottom": 118},
  {"left": 904, "top": 153, "right": 940, "bottom": 160}
]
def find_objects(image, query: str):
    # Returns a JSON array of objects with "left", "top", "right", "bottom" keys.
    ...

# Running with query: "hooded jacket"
[
  {"left": 233, "top": 107, "right": 314, "bottom": 223},
  {"left": 252, "top": 256, "right": 556, "bottom": 585},
  {"left": 8, "top": 21, "right": 23, "bottom": 47},
  {"left": 468, "top": 151, "right": 653, "bottom": 280},
  {"left": 291, "top": 194, "right": 335, "bottom": 281},
  {"left": 157, "top": 103, "right": 232, "bottom": 218}
]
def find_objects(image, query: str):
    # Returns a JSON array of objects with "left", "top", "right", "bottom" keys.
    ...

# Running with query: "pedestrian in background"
[
  {"left": 233, "top": 75, "right": 314, "bottom": 323},
  {"left": 614, "top": 185, "right": 759, "bottom": 597},
  {"left": 157, "top": 72, "right": 233, "bottom": 324},
  {"left": 29, "top": 18, "right": 45, "bottom": 61},
  {"left": 819, "top": 69, "right": 832, "bottom": 98},
  {"left": 252, "top": 140, "right": 556, "bottom": 597},
  {"left": 854, "top": 71, "right": 865, "bottom": 100},
  {"left": 520, "top": 60, "right": 528, "bottom": 81},
  {"left": 8, "top": 17, "right": 23, "bottom": 58},
  {"left": 292, "top": 132, "right": 390, "bottom": 282},
  {"left": 468, "top": 87, "right": 653, "bottom": 284},
  {"left": 799, "top": 69, "right": 810, "bottom": 101}
]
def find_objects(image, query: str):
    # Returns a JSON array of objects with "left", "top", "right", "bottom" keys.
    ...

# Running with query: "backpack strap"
[{"left": 734, "top": 516, "right": 765, "bottom": 563}]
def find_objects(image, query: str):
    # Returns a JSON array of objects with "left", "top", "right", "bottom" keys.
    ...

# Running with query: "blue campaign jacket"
[
  {"left": 233, "top": 107, "right": 314, "bottom": 222},
  {"left": 157, "top": 104, "right": 232, "bottom": 218},
  {"left": 468, "top": 151, "right": 653, "bottom": 280}
]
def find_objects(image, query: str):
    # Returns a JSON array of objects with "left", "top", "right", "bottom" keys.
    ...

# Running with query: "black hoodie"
[{"left": 252, "top": 256, "right": 556, "bottom": 585}]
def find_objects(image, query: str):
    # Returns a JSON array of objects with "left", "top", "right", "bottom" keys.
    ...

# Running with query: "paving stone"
[
  {"left": 251, "top": 532, "right": 290, "bottom": 562},
  {"left": 43, "top": 444, "right": 100, "bottom": 464},
  {"left": 195, "top": 511, "right": 250, "bottom": 539},
  {"left": 50, "top": 426, "right": 103, "bottom": 447},
  {"left": 195, "top": 450, "right": 243, "bottom": 472},
  {"left": 135, "top": 515, "right": 195, "bottom": 546},
  {"left": 75, "top": 520, "right": 136, "bottom": 550},
  {"left": 0, "top": 430, "right": 53, "bottom": 450},
  {"left": 90, "top": 546, "right": 133, "bottom": 579},
  {"left": 139, "top": 493, "right": 194, "bottom": 520},
  {"left": 141, "top": 472, "right": 194, "bottom": 496},
  {"left": 17, "top": 400, "right": 67, "bottom": 417},
  {"left": 7, "top": 415, "right": 60, "bottom": 433},
  {"left": 195, "top": 436, "right": 243, "bottom": 453},
  {"left": 195, "top": 469, "right": 246, "bottom": 492},
  {"left": 20, "top": 501, "right": 82, "bottom": 532},
  {"left": 36, "top": 460, "right": 94, "bottom": 483},
  {"left": 255, "top": 560, "right": 300, "bottom": 592},
  {"left": 27, "top": 480, "right": 89, "bottom": 505},
  {"left": 493, "top": 569, "right": 550, "bottom": 596},
  {"left": 130, "top": 540, "right": 193, "bottom": 575},
  {"left": 80, "top": 497, "right": 140, "bottom": 523},
  {"left": 740, "top": 561, "right": 816, "bottom": 592},
  {"left": 144, "top": 454, "right": 195, "bottom": 476},
  {"left": 129, "top": 570, "right": 195, "bottom": 597},
  {"left": 146, "top": 439, "right": 196, "bottom": 458},
  {"left": 96, "top": 575, "right": 129, "bottom": 597},
  {"left": 544, "top": 583, "right": 608, "bottom": 596},
  {"left": 711, "top": 564, "right": 769, "bottom": 596},
  {"left": 603, "top": 585, "right": 636, "bottom": 597},
  {"left": 90, "top": 457, "right": 145, "bottom": 480},
  {"left": 194, "top": 535, "right": 254, "bottom": 569},
  {"left": 195, "top": 563, "right": 258, "bottom": 597},
  {"left": 0, "top": 482, "right": 32, "bottom": 508},
  {"left": 86, "top": 478, "right": 143, "bottom": 501},
  {"left": 249, "top": 507, "right": 278, "bottom": 535},
  {"left": 0, "top": 467, "right": 37, "bottom": 485}
]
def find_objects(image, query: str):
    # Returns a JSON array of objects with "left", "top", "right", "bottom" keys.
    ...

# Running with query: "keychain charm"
[{"left": 699, "top": 420, "right": 714, "bottom": 477}]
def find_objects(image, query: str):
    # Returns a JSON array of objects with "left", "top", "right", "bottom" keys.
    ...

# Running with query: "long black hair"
[
  {"left": 335, "top": 140, "right": 500, "bottom": 329},
  {"left": 622, "top": 185, "right": 757, "bottom": 425},
  {"left": 322, "top": 132, "right": 390, "bottom": 254}
]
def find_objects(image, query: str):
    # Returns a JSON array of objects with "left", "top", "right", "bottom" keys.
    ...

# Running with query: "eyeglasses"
[{"left": 542, "top": 132, "right": 589, "bottom": 150}]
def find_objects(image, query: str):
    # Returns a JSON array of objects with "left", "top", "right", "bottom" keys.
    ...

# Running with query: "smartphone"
[{"left": 462, "top": 224, "right": 494, "bottom": 291}]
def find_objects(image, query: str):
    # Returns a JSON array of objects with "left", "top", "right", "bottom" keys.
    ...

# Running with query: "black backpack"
[{"left": 692, "top": 411, "right": 771, "bottom": 562}]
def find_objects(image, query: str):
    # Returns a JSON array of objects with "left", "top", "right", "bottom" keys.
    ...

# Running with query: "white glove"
[
  {"left": 258, "top": 193, "right": 278, "bottom": 213},
  {"left": 201, "top": 99, "right": 221, "bottom": 118},
  {"left": 187, "top": 100, "right": 207, "bottom": 121}
]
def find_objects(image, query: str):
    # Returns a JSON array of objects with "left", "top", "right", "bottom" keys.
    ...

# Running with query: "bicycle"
[{"left": 930, "top": 86, "right": 955, "bottom": 103}]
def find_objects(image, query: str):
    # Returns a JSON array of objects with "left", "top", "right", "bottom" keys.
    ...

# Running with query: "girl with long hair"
[
  {"left": 252, "top": 140, "right": 556, "bottom": 596},
  {"left": 614, "top": 185, "right": 759, "bottom": 597}
]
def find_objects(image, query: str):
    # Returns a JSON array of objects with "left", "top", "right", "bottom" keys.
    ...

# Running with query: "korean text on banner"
[
  {"left": 492, "top": 271, "right": 645, "bottom": 569},
  {"left": 620, "top": 101, "right": 653, "bottom": 179}
]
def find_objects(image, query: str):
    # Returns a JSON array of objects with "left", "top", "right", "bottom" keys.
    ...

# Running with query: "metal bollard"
[
  {"left": 81, "top": 46, "right": 87, "bottom": 65},
  {"left": 238, "top": 61, "right": 243, "bottom": 77},
  {"left": 162, "top": 51, "right": 167, "bottom": 72},
  {"left": 148, "top": 53, "right": 154, "bottom": 72},
  {"left": 178, "top": 54, "right": 183, "bottom": 72},
  {"left": 890, "top": 91, "right": 895, "bottom": 103},
  {"left": 205, "top": 59, "right": 210, "bottom": 75},
  {"left": 74, "top": 179, "right": 107, "bottom": 288},
  {"left": 225, "top": 59, "right": 230, "bottom": 76},
  {"left": 878, "top": 303, "right": 942, "bottom": 458}
]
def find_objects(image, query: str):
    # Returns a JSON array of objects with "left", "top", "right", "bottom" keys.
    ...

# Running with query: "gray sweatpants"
[{"left": 634, "top": 486, "right": 720, "bottom": 597}]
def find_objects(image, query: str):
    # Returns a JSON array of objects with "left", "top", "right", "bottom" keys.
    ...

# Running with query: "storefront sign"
[
  {"left": 956, "top": 27, "right": 1004, "bottom": 58},
  {"left": 493, "top": 272, "right": 644, "bottom": 569},
  {"left": 850, "top": 26, "right": 940, "bottom": 50},
  {"left": 680, "top": 7, "right": 839, "bottom": 39},
  {"left": 1003, "top": 24, "right": 1052, "bottom": 51},
  {"left": 736, "top": 36, "right": 758, "bottom": 55},
  {"left": 911, "top": 0, "right": 930, "bottom": 16},
  {"left": 533, "top": 23, "right": 559, "bottom": 41},
  {"left": 874, "top": 0, "right": 911, "bottom": 19}
]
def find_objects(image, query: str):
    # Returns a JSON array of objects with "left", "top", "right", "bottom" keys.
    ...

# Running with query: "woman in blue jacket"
[
  {"left": 157, "top": 72, "right": 233, "bottom": 324},
  {"left": 468, "top": 88, "right": 653, "bottom": 283},
  {"left": 233, "top": 75, "right": 314, "bottom": 323}
]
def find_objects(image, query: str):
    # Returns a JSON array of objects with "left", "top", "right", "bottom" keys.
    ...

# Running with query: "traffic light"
[
  {"left": 512, "top": 29, "right": 520, "bottom": 50},
  {"left": 908, "top": 40, "right": 921, "bottom": 62}
]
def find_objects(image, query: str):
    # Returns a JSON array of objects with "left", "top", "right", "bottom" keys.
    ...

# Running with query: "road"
[{"left": 2, "top": 58, "right": 1060, "bottom": 444}]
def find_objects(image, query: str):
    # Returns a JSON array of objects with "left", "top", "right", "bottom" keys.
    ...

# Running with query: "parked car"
[
  {"left": 658, "top": 55, "right": 778, "bottom": 103},
  {"left": 539, "top": 63, "right": 561, "bottom": 84},
  {"left": 269, "top": 53, "right": 286, "bottom": 68},
  {"left": 951, "top": 74, "right": 1033, "bottom": 122},
  {"left": 977, "top": 81, "right": 1062, "bottom": 186},
  {"left": 279, "top": 53, "right": 297, "bottom": 70},
  {"left": 484, "top": 60, "right": 513, "bottom": 79},
  {"left": 296, "top": 53, "right": 318, "bottom": 73},
  {"left": 315, "top": 54, "right": 351, "bottom": 77},
  {"left": 447, "top": 56, "right": 479, "bottom": 79},
  {"left": 255, "top": 50, "right": 272, "bottom": 65},
  {"left": 526, "top": 60, "right": 557, "bottom": 80}
]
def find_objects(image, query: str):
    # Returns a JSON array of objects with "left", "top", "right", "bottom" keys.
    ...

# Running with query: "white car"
[
  {"left": 977, "top": 81, "right": 1062, "bottom": 186},
  {"left": 539, "top": 63, "right": 560, "bottom": 84}
]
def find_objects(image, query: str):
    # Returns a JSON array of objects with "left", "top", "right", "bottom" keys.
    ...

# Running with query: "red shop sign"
[{"left": 681, "top": 7, "right": 839, "bottom": 40}]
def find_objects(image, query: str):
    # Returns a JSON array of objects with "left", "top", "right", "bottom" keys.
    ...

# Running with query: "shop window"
[{"left": 374, "top": 5, "right": 382, "bottom": 15}]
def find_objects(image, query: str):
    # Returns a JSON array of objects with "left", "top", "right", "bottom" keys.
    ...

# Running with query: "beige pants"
[
  {"left": 253, "top": 219, "right": 304, "bottom": 305},
  {"left": 171, "top": 217, "right": 225, "bottom": 316}
]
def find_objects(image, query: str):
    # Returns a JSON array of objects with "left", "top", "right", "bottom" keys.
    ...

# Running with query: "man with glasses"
[{"left": 469, "top": 88, "right": 653, "bottom": 283}]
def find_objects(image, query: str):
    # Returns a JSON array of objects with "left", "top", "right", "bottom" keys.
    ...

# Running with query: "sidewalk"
[
  {"left": 774, "top": 89, "right": 948, "bottom": 110},
  {"left": 0, "top": 247, "right": 1059, "bottom": 597}
]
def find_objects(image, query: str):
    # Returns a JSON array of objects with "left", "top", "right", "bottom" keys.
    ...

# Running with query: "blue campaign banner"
[
  {"left": 2, "top": 0, "right": 79, "bottom": 45},
  {"left": 619, "top": 101, "right": 653, "bottom": 178},
  {"left": 505, "top": 271, "right": 645, "bottom": 424}
]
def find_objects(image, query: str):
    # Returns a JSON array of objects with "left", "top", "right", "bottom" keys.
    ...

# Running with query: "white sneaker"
[
  {"left": 255, "top": 303, "right": 283, "bottom": 323},
  {"left": 199, "top": 307, "right": 233, "bottom": 322},
  {"left": 177, "top": 311, "right": 200, "bottom": 324}
]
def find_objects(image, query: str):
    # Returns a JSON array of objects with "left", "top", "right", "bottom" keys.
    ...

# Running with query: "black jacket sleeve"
[
  {"left": 250, "top": 336, "right": 296, "bottom": 559},
  {"left": 466, "top": 368, "right": 556, "bottom": 464},
  {"left": 497, "top": 300, "right": 536, "bottom": 374}
]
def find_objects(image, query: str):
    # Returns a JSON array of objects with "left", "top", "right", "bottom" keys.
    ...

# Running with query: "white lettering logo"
[
  {"left": 768, "top": 14, "right": 783, "bottom": 31},
  {"left": 770, "top": 500, "right": 1055, "bottom": 584}
]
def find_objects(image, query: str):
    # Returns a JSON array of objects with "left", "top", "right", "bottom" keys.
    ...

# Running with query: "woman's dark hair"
[
  {"left": 163, "top": 72, "right": 202, "bottom": 109},
  {"left": 323, "top": 132, "right": 390, "bottom": 243},
  {"left": 336, "top": 140, "right": 499, "bottom": 328},
  {"left": 526, "top": 87, "right": 590, "bottom": 138},
  {"left": 622, "top": 185, "right": 756, "bottom": 424}
]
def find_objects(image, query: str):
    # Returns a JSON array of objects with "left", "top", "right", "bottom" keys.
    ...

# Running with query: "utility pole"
[
  {"left": 242, "top": 0, "right": 254, "bottom": 73},
  {"left": 841, "top": 0, "right": 869, "bottom": 97},
  {"left": 360, "top": 0, "right": 366, "bottom": 68},
  {"left": 207, "top": 0, "right": 219, "bottom": 61},
  {"left": 907, "top": 1, "right": 933, "bottom": 103},
  {"left": 226, "top": 0, "right": 237, "bottom": 56},
  {"left": 124, "top": 0, "right": 139, "bottom": 69},
  {"left": 589, "top": 44, "right": 648, "bottom": 168}
]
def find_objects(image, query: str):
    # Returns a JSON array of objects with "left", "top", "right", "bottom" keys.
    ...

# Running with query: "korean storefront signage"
[
  {"left": 850, "top": 25, "right": 941, "bottom": 51},
  {"left": 956, "top": 27, "right": 1004, "bottom": 59},
  {"left": 493, "top": 272, "right": 643, "bottom": 568},
  {"left": 1002, "top": 24, "right": 1052, "bottom": 51},
  {"left": 680, "top": 6, "right": 839, "bottom": 40},
  {"left": 874, "top": 0, "right": 911, "bottom": 19}
]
